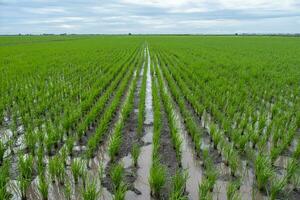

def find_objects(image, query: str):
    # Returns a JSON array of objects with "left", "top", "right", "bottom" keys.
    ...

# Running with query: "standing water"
[{"left": 126, "top": 46, "right": 153, "bottom": 200}]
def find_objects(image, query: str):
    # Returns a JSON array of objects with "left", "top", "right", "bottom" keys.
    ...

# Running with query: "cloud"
[{"left": 0, "top": 0, "right": 300, "bottom": 34}]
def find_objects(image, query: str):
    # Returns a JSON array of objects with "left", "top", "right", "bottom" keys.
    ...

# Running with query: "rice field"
[{"left": 0, "top": 35, "right": 300, "bottom": 200}]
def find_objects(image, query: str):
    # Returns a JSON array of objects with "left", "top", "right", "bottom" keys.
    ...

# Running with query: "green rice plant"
[
  {"left": 71, "top": 159, "right": 83, "bottom": 184},
  {"left": 18, "top": 154, "right": 34, "bottom": 200},
  {"left": 0, "top": 140, "right": 5, "bottom": 166},
  {"left": 66, "top": 137, "right": 74, "bottom": 156},
  {"left": 228, "top": 151, "right": 239, "bottom": 177},
  {"left": 0, "top": 141, "right": 5, "bottom": 164},
  {"left": 286, "top": 159, "right": 298, "bottom": 182},
  {"left": 37, "top": 146, "right": 45, "bottom": 175},
  {"left": 38, "top": 175, "right": 49, "bottom": 200},
  {"left": 110, "top": 163, "right": 125, "bottom": 191},
  {"left": 227, "top": 181, "right": 241, "bottom": 200},
  {"left": 270, "top": 177, "right": 286, "bottom": 200},
  {"left": 24, "top": 131, "right": 37, "bottom": 155},
  {"left": 0, "top": 161, "right": 10, "bottom": 199},
  {"left": 48, "top": 155, "right": 65, "bottom": 184},
  {"left": 82, "top": 180, "right": 99, "bottom": 200},
  {"left": 194, "top": 134, "right": 202, "bottom": 156},
  {"left": 98, "top": 161, "right": 104, "bottom": 180},
  {"left": 149, "top": 159, "right": 166, "bottom": 198},
  {"left": 113, "top": 182, "right": 127, "bottom": 200},
  {"left": 198, "top": 178, "right": 212, "bottom": 200},
  {"left": 205, "top": 167, "right": 218, "bottom": 191},
  {"left": 131, "top": 143, "right": 141, "bottom": 167},
  {"left": 108, "top": 125, "right": 122, "bottom": 161},
  {"left": 293, "top": 139, "right": 300, "bottom": 159},
  {"left": 254, "top": 155, "right": 273, "bottom": 191},
  {"left": 81, "top": 165, "right": 88, "bottom": 189},
  {"left": 169, "top": 170, "right": 188, "bottom": 200},
  {"left": 64, "top": 179, "right": 72, "bottom": 200}
]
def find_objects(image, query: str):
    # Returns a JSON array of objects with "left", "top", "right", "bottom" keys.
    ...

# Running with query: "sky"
[{"left": 0, "top": 0, "right": 300, "bottom": 34}]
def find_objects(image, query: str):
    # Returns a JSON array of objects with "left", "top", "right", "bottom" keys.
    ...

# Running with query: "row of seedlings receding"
[{"left": 155, "top": 51, "right": 241, "bottom": 199}]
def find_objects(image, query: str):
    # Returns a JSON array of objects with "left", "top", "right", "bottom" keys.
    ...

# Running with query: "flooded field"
[{"left": 0, "top": 36, "right": 300, "bottom": 200}]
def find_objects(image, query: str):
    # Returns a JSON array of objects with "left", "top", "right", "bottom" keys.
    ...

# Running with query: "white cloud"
[
  {"left": 1, "top": 0, "right": 300, "bottom": 34},
  {"left": 22, "top": 7, "right": 67, "bottom": 14}
]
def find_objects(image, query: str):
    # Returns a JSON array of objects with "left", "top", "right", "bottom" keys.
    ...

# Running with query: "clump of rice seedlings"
[
  {"left": 169, "top": 170, "right": 188, "bottom": 200},
  {"left": 205, "top": 167, "right": 218, "bottom": 192},
  {"left": 131, "top": 143, "right": 141, "bottom": 167},
  {"left": 66, "top": 137, "right": 74, "bottom": 156},
  {"left": 194, "top": 134, "right": 202, "bottom": 156},
  {"left": 0, "top": 161, "right": 10, "bottom": 199},
  {"left": 110, "top": 163, "right": 125, "bottom": 191},
  {"left": 293, "top": 139, "right": 300, "bottom": 159},
  {"left": 82, "top": 180, "right": 99, "bottom": 200},
  {"left": 228, "top": 151, "right": 239, "bottom": 177},
  {"left": 48, "top": 156, "right": 65, "bottom": 184},
  {"left": 108, "top": 124, "right": 122, "bottom": 161},
  {"left": 270, "top": 146, "right": 281, "bottom": 163},
  {"left": 38, "top": 175, "right": 49, "bottom": 200},
  {"left": 254, "top": 155, "right": 273, "bottom": 191},
  {"left": 18, "top": 154, "right": 34, "bottom": 200},
  {"left": 98, "top": 161, "right": 104, "bottom": 180},
  {"left": 198, "top": 178, "right": 212, "bottom": 200},
  {"left": 211, "top": 127, "right": 221, "bottom": 150},
  {"left": 0, "top": 141, "right": 5, "bottom": 164},
  {"left": 60, "top": 147, "right": 68, "bottom": 167},
  {"left": 114, "top": 182, "right": 127, "bottom": 200},
  {"left": 64, "top": 179, "right": 72, "bottom": 200},
  {"left": 81, "top": 166, "right": 88, "bottom": 189},
  {"left": 270, "top": 177, "right": 286, "bottom": 200},
  {"left": 149, "top": 159, "right": 167, "bottom": 198},
  {"left": 286, "top": 159, "right": 298, "bottom": 182},
  {"left": 71, "top": 159, "right": 83, "bottom": 184},
  {"left": 227, "top": 181, "right": 241, "bottom": 200},
  {"left": 24, "top": 131, "right": 37, "bottom": 155},
  {"left": 37, "top": 146, "right": 45, "bottom": 175}
]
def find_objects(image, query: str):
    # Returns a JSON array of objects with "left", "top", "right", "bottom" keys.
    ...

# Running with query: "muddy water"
[
  {"left": 126, "top": 46, "right": 153, "bottom": 200},
  {"left": 175, "top": 110, "right": 203, "bottom": 200}
]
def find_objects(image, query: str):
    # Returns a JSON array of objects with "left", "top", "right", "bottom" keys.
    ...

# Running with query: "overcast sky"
[{"left": 1, "top": 0, "right": 300, "bottom": 34}]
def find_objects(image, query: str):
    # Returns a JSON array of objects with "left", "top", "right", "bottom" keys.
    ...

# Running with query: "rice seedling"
[
  {"left": 227, "top": 181, "right": 241, "bottom": 200},
  {"left": 82, "top": 180, "right": 99, "bottom": 200},
  {"left": 108, "top": 125, "right": 122, "bottom": 161},
  {"left": 18, "top": 154, "right": 34, "bottom": 200},
  {"left": 270, "top": 177, "right": 286, "bottom": 200},
  {"left": 110, "top": 163, "right": 125, "bottom": 191},
  {"left": 131, "top": 143, "right": 141, "bottom": 167},
  {"left": 71, "top": 159, "right": 83, "bottom": 184},
  {"left": 198, "top": 179, "right": 212, "bottom": 200},
  {"left": 48, "top": 155, "right": 65, "bottom": 184},
  {"left": 113, "top": 182, "right": 127, "bottom": 200},
  {"left": 38, "top": 175, "right": 49, "bottom": 200},
  {"left": 98, "top": 161, "right": 105, "bottom": 180},
  {"left": 169, "top": 170, "right": 189, "bottom": 200},
  {"left": 64, "top": 179, "right": 72, "bottom": 200},
  {"left": 286, "top": 159, "right": 298, "bottom": 182},
  {"left": 254, "top": 155, "right": 273, "bottom": 191},
  {"left": 0, "top": 161, "right": 10, "bottom": 199},
  {"left": 149, "top": 159, "right": 167, "bottom": 198},
  {"left": 0, "top": 141, "right": 5, "bottom": 164}
]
